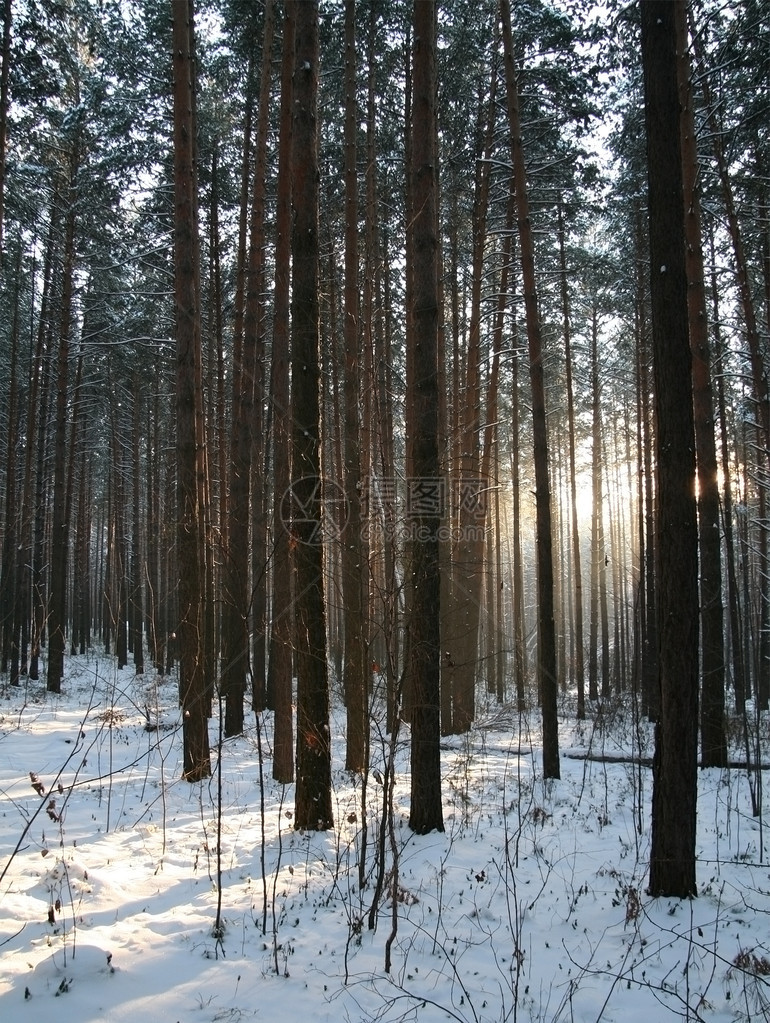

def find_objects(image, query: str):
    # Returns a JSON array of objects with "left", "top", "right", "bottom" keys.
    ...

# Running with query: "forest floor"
[{"left": 1, "top": 654, "right": 769, "bottom": 1023}]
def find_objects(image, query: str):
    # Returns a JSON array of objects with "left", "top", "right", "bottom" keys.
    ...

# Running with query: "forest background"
[{"left": 0, "top": 0, "right": 769, "bottom": 964}]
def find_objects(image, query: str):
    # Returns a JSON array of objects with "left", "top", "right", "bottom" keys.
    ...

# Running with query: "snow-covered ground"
[{"left": 1, "top": 654, "right": 768, "bottom": 1023}]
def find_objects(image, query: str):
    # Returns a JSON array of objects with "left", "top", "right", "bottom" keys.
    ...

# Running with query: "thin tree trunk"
[
  {"left": 222, "top": 0, "right": 275, "bottom": 736},
  {"left": 589, "top": 306, "right": 610, "bottom": 702},
  {"left": 269, "top": 0, "right": 295, "bottom": 783},
  {"left": 146, "top": 362, "right": 162, "bottom": 671},
  {"left": 0, "top": 0, "right": 12, "bottom": 268},
  {"left": 481, "top": 187, "right": 515, "bottom": 705},
  {"left": 340, "top": 0, "right": 367, "bottom": 774},
  {"left": 249, "top": 7, "right": 274, "bottom": 710},
  {"left": 637, "top": 212, "right": 659, "bottom": 721},
  {"left": 47, "top": 157, "right": 79, "bottom": 693},
  {"left": 131, "top": 378, "right": 144, "bottom": 674},
  {"left": 676, "top": 2, "right": 726, "bottom": 765},
  {"left": 501, "top": 0, "right": 559, "bottom": 778},
  {"left": 690, "top": 12, "right": 770, "bottom": 460},
  {"left": 451, "top": 67, "right": 498, "bottom": 734},
  {"left": 1, "top": 242, "right": 21, "bottom": 679},
  {"left": 557, "top": 199, "right": 585, "bottom": 719},
  {"left": 25, "top": 207, "right": 56, "bottom": 681},
  {"left": 510, "top": 327, "right": 526, "bottom": 711},
  {"left": 376, "top": 228, "right": 399, "bottom": 735}
]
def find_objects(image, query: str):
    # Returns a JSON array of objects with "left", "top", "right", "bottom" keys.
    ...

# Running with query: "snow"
[{"left": 1, "top": 655, "right": 769, "bottom": 1023}]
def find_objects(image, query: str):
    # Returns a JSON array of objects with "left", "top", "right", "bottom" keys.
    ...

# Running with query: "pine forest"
[{"left": 1, "top": 2, "right": 770, "bottom": 1021}]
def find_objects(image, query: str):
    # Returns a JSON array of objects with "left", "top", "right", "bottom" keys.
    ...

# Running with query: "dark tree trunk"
[
  {"left": 248, "top": 2, "right": 275, "bottom": 715},
  {"left": 637, "top": 230, "right": 659, "bottom": 721},
  {"left": 501, "top": 0, "right": 559, "bottom": 778},
  {"left": 172, "top": 0, "right": 210, "bottom": 781},
  {"left": 269, "top": 0, "right": 295, "bottom": 784},
  {"left": 449, "top": 72, "right": 497, "bottom": 735},
  {"left": 23, "top": 207, "right": 56, "bottom": 682},
  {"left": 510, "top": 327, "right": 527, "bottom": 712},
  {"left": 341, "top": 0, "right": 367, "bottom": 774},
  {"left": 557, "top": 199, "right": 585, "bottom": 720},
  {"left": 47, "top": 167, "right": 79, "bottom": 694},
  {"left": 407, "top": 0, "right": 443, "bottom": 835},
  {"left": 642, "top": 0, "right": 699, "bottom": 899},
  {"left": 589, "top": 304, "right": 610, "bottom": 702},
  {"left": 676, "top": 2, "right": 726, "bottom": 766},
  {"left": 712, "top": 257, "right": 746, "bottom": 714},
  {"left": 0, "top": 0, "right": 11, "bottom": 266},
  {"left": 1, "top": 243, "right": 20, "bottom": 680},
  {"left": 291, "top": 0, "right": 333, "bottom": 832},
  {"left": 131, "top": 379, "right": 144, "bottom": 674},
  {"left": 221, "top": 0, "right": 275, "bottom": 737}
]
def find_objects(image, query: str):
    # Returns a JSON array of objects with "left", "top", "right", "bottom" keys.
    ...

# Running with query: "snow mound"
[{"left": 28, "top": 944, "right": 116, "bottom": 996}]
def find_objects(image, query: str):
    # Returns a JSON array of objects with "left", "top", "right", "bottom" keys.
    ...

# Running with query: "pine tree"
[
  {"left": 291, "top": 0, "right": 333, "bottom": 832},
  {"left": 642, "top": 0, "right": 699, "bottom": 899}
]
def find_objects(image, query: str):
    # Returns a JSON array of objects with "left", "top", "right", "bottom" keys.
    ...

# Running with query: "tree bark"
[
  {"left": 0, "top": 0, "right": 12, "bottom": 268},
  {"left": 557, "top": 198, "right": 585, "bottom": 719},
  {"left": 642, "top": 0, "right": 699, "bottom": 899},
  {"left": 341, "top": 0, "right": 367, "bottom": 774},
  {"left": 221, "top": 0, "right": 275, "bottom": 736},
  {"left": 291, "top": 0, "right": 333, "bottom": 832},
  {"left": 500, "top": 0, "right": 560, "bottom": 778},
  {"left": 47, "top": 161, "right": 78, "bottom": 693},
  {"left": 407, "top": 0, "right": 443, "bottom": 835},
  {"left": 676, "top": 2, "right": 726, "bottom": 766},
  {"left": 269, "top": 0, "right": 296, "bottom": 783},
  {"left": 172, "top": 0, "right": 210, "bottom": 781}
]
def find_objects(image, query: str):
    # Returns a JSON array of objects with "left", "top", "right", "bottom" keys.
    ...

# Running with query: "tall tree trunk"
[
  {"left": 407, "top": 0, "right": 443, "bottom": 835},
  {"left": 30, "top": 329, "right": 52, "bottom": 682},
  {"left": 676, "top": 2, "right": 726, "bottom": 766},
  {"left": 400, "top": 24, "right": 416, "bottom": 727},
  {"left": 25, "top": 206, "right": 56, "bottom": 681},
  {"left": 110, "top": 417, "right": 128, "bottom": 670},
  {"left": 131, "top": 378, "right": 144, "bottom": 674},
  {"left": 172, "top": 0, "right": 210, "bottom": 781},
  {"left": 269, "top": 0, "right": 295, "bottom": 783},
  {"left": 146, "top": 361, "right": 162, "bottom": 671},
  {"left": 222, "top": 0, "right": 275, "bottom": 736},
  {"left": 291, "top": 0, "right": 333, "bottom": 832},
  {"left": 500, "top": 0, "right": 559, "bottom": 778},
  {"left": 0, "top": 0, "right": 11, "bottom": 268},
  {"left": 589, "top": 305, "right": 610, "bottom": 702},
  {"left": 208, "top": 144, "right": 227, "bottom": 669},
  {"left": 249, "top": 5, "right": 275, "bottom": 714},
  {"left": 376, "top": 228, "right": 399, "bottom": 735},
  {"left": 481, "top": 187, "right": 515, "bottom": 705},
  {"left": 450, "top": 68, "right": 497, "bottom": 734},
  {"left": 365, "top": 3, "right": 398, "bottom": 725},
  {"left": 47, "top": 156, "right": 79, "bottom": 693},
  {"left": 341, "top": 0, "right": 367, "bottom": 774},
  {"left": 637, "top": 211, "right": 659, "bottom": 721},
  {"left": 510, "top": 325, "right": 527, "bottom": 711},
  {"left": 557, "top": 198, "right": 585, "bottom": 719},
  {"left": 710, "top": 240, "right": 746, "bottom": 714},
  {"left": 642, "top": 0, "right": 699, "bottom": 899},
  {"left": 1, "top": 242, "right": 21, "bottom": 679}
]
